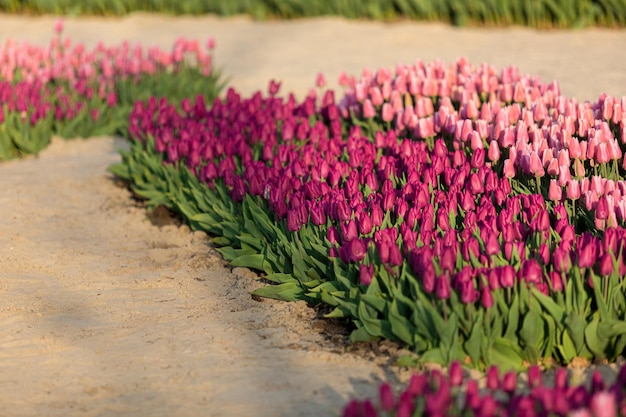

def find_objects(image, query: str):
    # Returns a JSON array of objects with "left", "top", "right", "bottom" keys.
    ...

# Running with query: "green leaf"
[
  {"left": 395, "top": 354, "right": 419, "bottom": 368},
  {"left": 520, "top": 309, "right": 544, "bottom": 363},
  {"left": 490, "top": 337, "right": 525, "bottom": 371},
  {"left": 264, "top": 273, "right": 296, "bottom": 284},
  {"left": 419, "top": 348, "right": 446, "bottom": 366},
  {"left": 388, "top": 298, "right": 416, "bottom": 346},
  {"left": 504, "top": 296, "right": 520, "bottom": 341},
  {"left": 589, "top": 272, "right": 610, "bottom": 321},
  {"left": 558, "top": 330, "right": 578, "bottom": 363},
  {"left": 349, "top": 326, "right": 377, "bottom": 344},
  {"left": 532, "top": 288, "right": 566, "bottom": 326},
  {"left": 565, "top": 313, "right": 586, "bottom": 354},
  {"left": 358, "top": 301, "right": 385, "bottom": 338},
  {"left": 230, "top": 254, "right": 267, "bottom": 271},
  {"left": 464, "top": 310, "right": 483, "bottom": 367},
  {"left": 251, "top": 282, "right": 304, "bottom": 302},
  {"left": 597, "top": 320, "right": 626, "bottom": 340},
  {"left": 585, "top": 314, "right": 608, "bottom": 359}
]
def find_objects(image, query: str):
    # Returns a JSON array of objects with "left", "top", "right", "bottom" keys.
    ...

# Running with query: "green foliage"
[{"left": 0, "top": 0, "right": 625, "bottom": 28}]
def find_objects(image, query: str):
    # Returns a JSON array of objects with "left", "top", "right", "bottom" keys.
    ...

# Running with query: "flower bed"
[
  {"left": 111, "top": 56, "right": 626, "bottom": 374},
  {"left": 0, "top": 21, "right": 223, "bottom": 160},
  {"left": 343, "top": 361, "right": 626, "bottom": 417},
  {"left": 3, "top": 22, "right": 626, "bottom": 416}
]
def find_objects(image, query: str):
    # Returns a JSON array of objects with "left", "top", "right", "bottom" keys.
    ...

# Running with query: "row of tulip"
[
  {"left": 111, "top": 56, "right": 626, "bottom": 370},
  {"left": 339, "top": 58, "right": 626, "bottom": 231},
  {"left": 0, "top": 22, "right": 223, "bottom": 160},
  {"left": 2, "top": 0, "right": 626, "bottom": 28},
  {"left": 343, "top": 361, "right": 626, "bottom": 417}
]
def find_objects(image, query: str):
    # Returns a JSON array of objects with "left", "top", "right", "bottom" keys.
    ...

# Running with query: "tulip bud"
[
  {"left": 388, "top": 244, "right": 403, "bottom": 266},
  {"left": 528, "top": 365, "right": 542, "bottom": 388},
  {"left": 548, "top": 179, "right": 563, "bottom": 201},
  {"left": 379, "top": 382, "right": 395, "bottom": 411},
  {"left": 599, "top": 252, "right": 614, "bottom": 276},
  {"left": 436, "top": 273, "right": 451, "bottom": 300},
  {"left": 381, "top": 103, "right": 394, "bottom": 122},
  {"left": 484, "top": 232, "right": 501, "bottom": 256},
  {"left": 480, "top": 285, "right": 494, "bottom": 308},
  {"left": 499, "top": 265, "right": 516, "bottom": 288},
  {"left": 359, "top": 264, "right": 375, "bottom": 286},
  {"left": 327, "top": 226, "right": 340, "bottom": 245},
  {"left": 470, "top": 148, "right": 485, "bottom": 169},
  {"left": 501, "top": 371, "right": 516, "bottom": 395},
  {"left": 343, "top": 239, "right": 367, "bottom": 263}
]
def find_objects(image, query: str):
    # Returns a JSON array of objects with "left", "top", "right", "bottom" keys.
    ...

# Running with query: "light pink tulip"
[
  {"left": 567, "top": 180, "right": 581, "bottom": 200},
  {"left": 548, "top": 180, "right": 562, "bottom": 201}
]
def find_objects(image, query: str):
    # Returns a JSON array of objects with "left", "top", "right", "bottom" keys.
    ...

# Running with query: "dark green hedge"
[{"left": 1, "top": 0, "right": 626, "bottom": 28}]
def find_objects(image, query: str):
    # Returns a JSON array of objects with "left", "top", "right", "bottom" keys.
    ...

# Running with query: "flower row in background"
[
  {"left": 1, "top": 0, "right": 626, "bottom": 28},
  {"left": 343, "top": 361, "right": 626, "bottom": 417},
  {"left": 112, "top": 54, "right": 626, "bottom": 372},
  {"left": 0, "top": 21, "right": 223, "bottom": 160}
]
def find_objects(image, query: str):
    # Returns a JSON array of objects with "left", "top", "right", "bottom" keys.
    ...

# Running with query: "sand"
[{"left": 1, "top": 13, "right": 626, "bottom": 417}]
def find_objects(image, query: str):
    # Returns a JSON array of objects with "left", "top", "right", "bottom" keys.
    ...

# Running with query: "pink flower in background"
[
  {"left": 54, "top": 18, "right": 64, "bottom": 34},
  {"left": 316, "top": 72, "right": 326, "bottom": 88}
]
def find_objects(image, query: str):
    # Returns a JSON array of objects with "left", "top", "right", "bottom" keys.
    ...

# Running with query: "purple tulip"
[
  {"left": 341, "top": 220, "right": 359, "bottom": 242},
  {"left": 448, "top": 361, "right": 464, "bottom": 386},
  {"left": 327, "top": 226, "right": 340, "bottom": 245},
  {"left": 470, "top": 148, "right": 485, "bottom": 169},
  {"left": 486, "top": 366, "right": 499, "bottom": 390},
  {"left": 357, "top": 214, "right": 374, "bottom": 235},
  {"left": 484, "top": 231, "right": 501, "bottom": 256},
  {"left": 591, "top": 371, "right": 605, "bottom": 393},
  {"left": 552, "top": 247, "right": 571, "bottom": 274},
  {"left": 481, "top": 285, "right": 494, "bottom": 308},
  {"left": 528, "top": 365, "right": 542, "bottom": 388},
  {"left": 577, "top": 240, "right": 598, "bottom": 269},
  {"left": 501, "top": 371, "right": 517, "bottom": 395},
  {"left": 359, "top": 264, "right": 375, "bottom": 286},
  {"left": 462, "top": 238, "right": 481, "bottom": 263},
  {"left": 436, "top": 208, "right": 451, "bottom": 232},
  {"left": 334, "top": 199, "right": 352, "bottom": 222},
  {"left": 436, "top": 273, "right": 451, "bottom": 300},
  {"left": 520, "top": 258, "right": 544, "bottom": 285},
  {"left": 379, "top": 382, "right": 394, "bottom": 411},
  {"left": 598, "top": 252, "right": 614, "bottom": 276},
  {"left": 465, "top": 380, "right": 481, "bottom": 410},
  {"left": 554, "top": 368, "right": 569, "bottom": 390},
  {"left": 439, "top": 245, "right": 457, "bottom": 273},
  {"left": 549, "top": 271, "right": 564, "bottom": 292},
  {"left": 341, "top": 239, "right": 367, "bottom": 263}
]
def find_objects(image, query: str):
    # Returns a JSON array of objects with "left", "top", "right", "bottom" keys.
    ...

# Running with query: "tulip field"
[{"left": 3, "top": 17, "right": 626, "bottom": 417}]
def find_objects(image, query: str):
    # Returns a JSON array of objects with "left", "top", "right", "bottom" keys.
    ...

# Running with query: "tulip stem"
[{"left": 535, "top": 176, "right": 541, "bottom": 195}]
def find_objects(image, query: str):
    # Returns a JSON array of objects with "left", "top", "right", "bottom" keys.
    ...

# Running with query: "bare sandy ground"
[{"left": 0, "top": 14, "right": 626, "bottom": 417}]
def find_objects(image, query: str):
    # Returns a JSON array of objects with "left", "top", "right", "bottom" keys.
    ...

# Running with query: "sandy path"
[{"left": 0, "top": 14, "right": 625, "bottom": 417}]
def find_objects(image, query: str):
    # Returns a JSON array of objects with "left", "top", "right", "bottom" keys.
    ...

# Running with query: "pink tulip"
[
  {"left": 548, "top": 179, "right": 562, "bottom": 201},
  {"left": 381, "top": 103, "right": 394, "bottom": 122},
  {"left": 315, "top": 72, "right": 326, "bottom": 88},
  {"left": 529, "top": 152, "right": 545, "bottom": 176},
  {"left": 590, "top": 391, "right": 617, "bottom": 417},
  {"left": 488, "top": 140, "right": 500, "bottom": 162},
  {"left": 362, "top": 99, "right": 376, "bottom": 119},
  {"left": 54, "top": 18, "right": 64, "bottom": 34}
]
